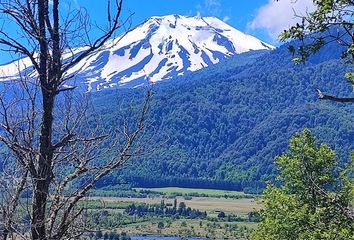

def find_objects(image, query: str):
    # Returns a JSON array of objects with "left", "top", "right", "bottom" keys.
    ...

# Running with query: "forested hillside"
[{"left": 92, "top": 41, "right": 354, "bottom": 192}]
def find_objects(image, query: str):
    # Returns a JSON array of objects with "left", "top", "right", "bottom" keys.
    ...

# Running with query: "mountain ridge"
[
  {"left": 0, "top": 14, "right": 273, "bottom": 91},
  {"left": 89, "top": 40, "right": 354, "bottom": 192}
]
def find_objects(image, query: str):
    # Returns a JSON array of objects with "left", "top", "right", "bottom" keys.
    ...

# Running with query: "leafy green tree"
[
  {"left": 157, "top": 221, "right": 165, "bottom": 229},
  {"left": 247, "top": 211, "right": 260, "bottom": 222},
  {"left": 217, "top": 211, "right": 226, "bottom": 218},
  {"left": 103, "top": 232, "right": 109, "bottom": 240},
  {"left": 279, "top": 0, "right": 354, "bottom": 102},
  {"left": 251, "top": 129, "right": 354, "bottom": 240},
  {"left": 120, "top": 232, "right": 130, "bottom": 240},
  {"left": 95, "top": 230, "right": 103, "bottom": 239},
  {"left": 88, "top": 232, "right": 94, "bottom": 240}
]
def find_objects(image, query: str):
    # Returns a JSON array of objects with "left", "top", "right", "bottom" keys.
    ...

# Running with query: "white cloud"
[
  {"left": 205, "top": 0, "right": 221, "bottom": 16},
  {"left": 205, "top": 0, "right": 221, "bottom": 7},
  {"left": 194, "top": 0, "right": 231, "bottom": 22},
  {"left": 223, "top": 16, "right": 230, "bottom": 22},
  {"left": 196, "top": 0, "right": 220, "bottom": 16},
  {"left": 196, "top": 11, "right": 202, "bottom": 18},
  {"left": 249, "top": 0, "right": 315, "bottom": 40}
]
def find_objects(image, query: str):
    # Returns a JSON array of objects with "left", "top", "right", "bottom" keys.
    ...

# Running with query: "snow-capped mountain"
[{"left": 0, "top": 14, "right": 274, "bottom": 91}]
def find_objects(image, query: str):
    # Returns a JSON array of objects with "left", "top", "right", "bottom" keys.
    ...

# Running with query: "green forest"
[
  {"left": 92, "top": 40, "right": 354, "bottom": 193},
  {"left": 0, "top": 0, "right": 353, "bottom": 239}
]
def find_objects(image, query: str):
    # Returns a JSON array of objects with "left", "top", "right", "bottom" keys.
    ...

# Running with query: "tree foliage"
[
  {"left": 279, "top": 0, "right": 353, "bottom": 64},
  {"left": 91, "top": 43, "right": 354, "bottom": 193},
  {"left": 124, "top": 201, "right": 207, "bottom": 219},
  {"left": 251, "top": 129, "right": 354, "bottom": 240},
  {"left": 279, "top": 0, "right": 354, "bottom": 101}
]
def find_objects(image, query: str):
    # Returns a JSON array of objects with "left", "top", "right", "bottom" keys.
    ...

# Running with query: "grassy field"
[
  {"left": 109, "top": 218, "right": 256, "bottom": 239},
  {"left": 134, "top": 187, "right": 247, "bottom": 197},
  {"left": 84, "top": 188, "right": 262, "bottom": 239},
  {"left": 89, "top": 196, "right": 261, "bottom": 215}
]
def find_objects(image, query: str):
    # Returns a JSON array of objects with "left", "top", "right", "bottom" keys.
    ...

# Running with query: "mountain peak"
[{"left": 0, "top": 14, "right": 274, "bottom": 91}]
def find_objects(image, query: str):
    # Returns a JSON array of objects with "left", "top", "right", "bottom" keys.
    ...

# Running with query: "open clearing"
[
  {"left": 89, "top": 196, "right": 261, "bottom": 214},
  {"left": 118, "top": 219, "right": 257, "bottom": 239}
]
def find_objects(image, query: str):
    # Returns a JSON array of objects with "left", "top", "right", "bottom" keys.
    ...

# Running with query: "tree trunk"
[
  {"left": 31, "top": 92, "right": 55, "bottom": 240},
  {"left": 30, "top": 1, "right": 53, "bottom": 239},
  {"left": 0, "top": 0, "right": 134, "bottom": 238},
  {"left": 32, "top": 179, "right": 51, "bottom": 240},
  {"left": 1, "top": 229, "right": 9, "bottom": 240}
]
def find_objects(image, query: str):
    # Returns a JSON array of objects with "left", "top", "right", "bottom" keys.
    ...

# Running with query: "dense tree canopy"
[
  {"left": 279, "top": 0, "right": 354, "bottom": 101},
  {"left": 251, "top": 129, "right": 354, "bottom": 240},
  {"left": 90, "top": 42, "right": 354, "bottom": 193}
]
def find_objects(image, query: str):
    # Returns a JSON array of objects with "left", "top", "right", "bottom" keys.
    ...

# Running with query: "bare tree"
[{"left": 0, "top": 1, "right": 152, "bottom": 239}]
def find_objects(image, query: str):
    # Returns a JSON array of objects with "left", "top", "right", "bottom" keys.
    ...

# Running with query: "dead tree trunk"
[{"left": 0, "top": 1, "right": 152, "bottom": 239}]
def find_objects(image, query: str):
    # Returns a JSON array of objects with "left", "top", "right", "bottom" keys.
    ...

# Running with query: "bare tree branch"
[
  {"left": 317, "top": 89, "right": 354, "bottom": 103},
  {"left": 0, "top": 1, "right": 152, "bottom": 239}
]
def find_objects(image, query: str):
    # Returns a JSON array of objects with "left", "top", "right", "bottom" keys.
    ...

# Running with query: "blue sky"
[
  {"left": 0, "top": 0, "right": 315, "bottom": 64},
  {"left": 83, "top": 0, "right": 272, "bottom": 43},
  {"left": 78, "top": 0, "right": 314, "bottom": 44}
]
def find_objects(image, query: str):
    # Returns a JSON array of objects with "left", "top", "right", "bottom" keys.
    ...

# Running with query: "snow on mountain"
[{"left": 0, "top": 14, "right": 274, "bottom": 91}]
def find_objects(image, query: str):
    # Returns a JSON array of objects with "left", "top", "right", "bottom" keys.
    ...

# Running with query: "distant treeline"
[
  {"left": 89, "top": 41, "right": 354, "bottom": 193},
  {"left": 125, "top": 176, "right": 266, "bottom": 194},
  {"left": 124, "top": 200, "right": 207, "bottom": 219}
]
